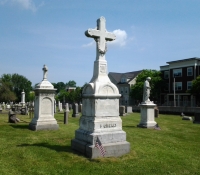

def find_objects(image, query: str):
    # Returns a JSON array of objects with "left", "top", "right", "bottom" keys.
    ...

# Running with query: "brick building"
[{"left": 160, "top": 57, "right": 200, "bottom": 107}]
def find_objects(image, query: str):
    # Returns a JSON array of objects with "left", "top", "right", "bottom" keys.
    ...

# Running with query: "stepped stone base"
[
  {"left": 29, "top": 123, "right": 59, "bottom": 131},
  {"left": 71, "top": 139, "right": 130, "bottom": 158}
]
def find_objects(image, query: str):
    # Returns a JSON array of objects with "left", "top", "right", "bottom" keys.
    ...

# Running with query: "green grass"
[{"left": 0, "top": 111, "right": 200, "bottom": 175}]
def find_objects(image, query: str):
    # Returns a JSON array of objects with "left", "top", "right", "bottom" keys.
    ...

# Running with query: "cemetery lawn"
[{"left": 0, "top": 112, "right": 200, "bottom": 175}]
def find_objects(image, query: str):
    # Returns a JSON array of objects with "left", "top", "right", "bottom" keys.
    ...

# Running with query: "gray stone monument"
[
  {"left": 72, "top": 103, "right": 79, "bottom": 117},
  {"left": 119, "top": 106, "right": 126, "bottom": 116},
  {"left": 137, "top": 77, "right": 157, "bottom": 128},
  {"left": 29, "top": 65, "right": 59, "bottom": 131},
  {"left": 71, "top": 16, "right": 130, "bottom": 158}
]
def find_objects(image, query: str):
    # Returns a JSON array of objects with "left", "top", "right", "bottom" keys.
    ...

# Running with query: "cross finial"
[
  {"left": 42, "top": 64, "right": 48, "bottom": 80},
  {"left": 85, "top": 16, "right": 116, "bottom": 59}
]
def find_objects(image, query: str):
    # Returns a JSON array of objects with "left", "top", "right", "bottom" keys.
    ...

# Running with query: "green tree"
[
  {"left": 130, "top": 69, "right": 164, "bottom": 103},
  {"left": 1, "top": 74, "right": 32, "bottom": 102},
  {"left": 0, "top": 79, "right": 17, "bottom": 102},
  {"left": 66, "top": 80, "right": 76, "bottom": 87},
  {"left": 52, "top": 82, "right": 66, "bottom": 93},
  {"left": 189, "top": 76, "right": 200, "bottom": 104}
]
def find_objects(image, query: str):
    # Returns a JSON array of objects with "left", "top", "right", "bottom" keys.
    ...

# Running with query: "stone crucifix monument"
[
  {"left": 71, "top": 16, "right": 130, "bottom": 158},
  {"left": 137, "top": 77, "right": 157, "bottom": 128},
  {"left": 29, "top": 65, "right": 59, "bottom": 131}
]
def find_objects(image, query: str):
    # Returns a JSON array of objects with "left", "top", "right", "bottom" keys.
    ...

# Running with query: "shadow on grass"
[
  {"left": 10, "top": 124, "right": 29, "bottom": 130},
  {"left": 123, "top": 125, "right": 137, "bottom": 128},
  {"left": 17, "top": 142, "right": 73, "bottom": 153}
]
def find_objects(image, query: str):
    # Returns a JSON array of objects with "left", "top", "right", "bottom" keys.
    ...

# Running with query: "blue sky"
[{"left": 0, "top": 0, "right": 200, "bottom": 87}]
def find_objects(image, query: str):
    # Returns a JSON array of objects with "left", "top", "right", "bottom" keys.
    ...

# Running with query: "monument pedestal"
[
  {"left": 137, "top": 102, "right": 157, "bottom": 128},
  {"left": 71, "top": 17, "right": 130, "bottom": 158},
  {"left": 29, "top": 65, "right": 58, "bottom": 131}
]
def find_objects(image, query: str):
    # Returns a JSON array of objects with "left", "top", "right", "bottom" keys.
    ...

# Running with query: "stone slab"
[
  {"left": 29, "top": 123, "right": 59, "bottom": 131},
  {"left": 74, "top": 130, "right": 127, "bottom": 145},
  {"left": 71, "top": 139, "right": 130, "bottom": 158}
]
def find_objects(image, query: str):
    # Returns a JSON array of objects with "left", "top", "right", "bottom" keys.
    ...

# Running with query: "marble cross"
[
  {"left": 85, "top": 16, "right": 116, "bottom": 55},
  {"left": 42, "top": 65, "right": 48, "bottom": 80}
]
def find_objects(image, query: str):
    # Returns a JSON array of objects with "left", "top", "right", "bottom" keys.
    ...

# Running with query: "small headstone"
[
  {"left": 72, "top": 103, "right": 79, "bottom": 117},
  {"left": 8, "top": 110, "right": 20, "bottom": 123},
  {"left": 182, "top": 116, "right": 193, "bottom": 121},
  {"left": 126, "top": 106, "right": 132, "bottom": 113},
  {"left": 193, "top": 113, "right": 200, "bottom": 124},
  {"left": 119, "top": 106, "right": 126, "bottom": 116},
  {"left": 54, "top": 100, "right": 56, "bottom": 113},
  {"left": 64, "top": 103, "right": 69, "bottom": 124},
  {"left": 78, "top": 103, "right": 82, "bottom": 113},
  {"left": 0, "top": 105, "right": 2, "bottom": 113},
  {"left": 154, "top": 106, "right": 159, "bottom": 118}
]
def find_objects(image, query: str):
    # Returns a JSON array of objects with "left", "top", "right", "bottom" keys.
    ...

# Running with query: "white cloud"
[
  {"left": 82, "top": 29, "right": 127, "bottom": 48},
  {"left": 110, "top": 29, "right": 127, "bottom": 47},
  {"left": 82, "top": 41, "right": 95, "bottom": 48},
  {"left": 0, "top": 0, "right": 44, "bottom": 12}
]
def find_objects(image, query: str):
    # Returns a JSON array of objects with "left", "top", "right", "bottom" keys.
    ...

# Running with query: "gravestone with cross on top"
[{"left": 71, "top": 17, "right": 130, "bottom": 158}]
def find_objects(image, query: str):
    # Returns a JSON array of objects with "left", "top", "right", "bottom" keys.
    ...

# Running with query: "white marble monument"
[
  {"left": 21, "top": 89, "right": 25, "bottom": 107},
  {"left": 137, "top": 77, "right": 157, "bottom": 128},
  {"left": 29, "top": 65, "right": 59, "bottom": 131},
  {"left": 71, "top": 16, "right": 130, "bottom": 158}
]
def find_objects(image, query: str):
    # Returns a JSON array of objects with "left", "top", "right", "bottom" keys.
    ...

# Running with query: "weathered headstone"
[
  {"left": 0, "top": 105, "right": 2, "bottom": 113},
  {"left": 8, "top": 110, "right": 20, "bottom": 123},
  {"left": 64, "top": 103, "right": 69, "bottom": 124},
  {"left": 137, "top": 77, "right": 157, "bottom": 128},
  {"left": 154, "top": 106, "right": 159, "bottom": 118},
  {"left": 126, "top": 106, "right": 132, "bottom": 113},
  {"left": 193, "top": 113, "right": 200, "bottom": 124},
  {"left": 29, "top": 65, "right": 59, "bottom": 131},
  {"left": 78, "top": 103, "right": 82, "bottom": 113},
  {"left": 72, "top": 103, "right": 79, "bottom": 117},
  {"left": 119, "top": 106, "right": 126, "bottom": 116},
  {"left": 54, "top": 100, "right": 56, "bottom": 113},
  {"left": 71, "top": 17, "right": 130, "bottom": 158}
]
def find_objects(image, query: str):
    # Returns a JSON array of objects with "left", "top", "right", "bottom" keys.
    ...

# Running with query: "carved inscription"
[
  {"left": 100, "top": 64, "right": 106, "bottom": 73},
  {"left": 41, "top": 97, "right": 52, "bottom": 115},
  {"left": 100, "top": 123, "right": 117, "bottom": 128}
]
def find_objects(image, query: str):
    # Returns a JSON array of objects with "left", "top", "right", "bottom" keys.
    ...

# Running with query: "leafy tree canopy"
[
  {"left": 130, "top": 69, "right": 164, "bottom": 102},
  {"left": 189, "top": 76, "right": 200, "bottom": 97},
  {"left": 0, "top": 79, "right": 17, "bottom": 102},
  {"left": 66, "top": 80, "right": 76, "bottom": 87},
  {"left": 1, "top": 74, "right": 32, "bottom": 102}
]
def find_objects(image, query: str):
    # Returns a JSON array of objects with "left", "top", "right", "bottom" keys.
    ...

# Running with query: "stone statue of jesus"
[{"left": 143, "top": 77, "right": 151, "bottom": 102}]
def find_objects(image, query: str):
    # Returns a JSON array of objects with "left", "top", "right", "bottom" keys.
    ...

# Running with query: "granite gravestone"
[
  {"left": 29, "top": 65, "right": 59, "bottom": 131},
  {"left": 71, "top": 17, "right": 130, "bottom": 158},
  {"left": 72, "top": 103, "right": 79, "bottom": 117}
]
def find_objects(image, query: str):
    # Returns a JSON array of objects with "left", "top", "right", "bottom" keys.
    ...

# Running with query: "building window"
[
  {"left": 164, "top": 71, "right": 169, "bottom": 79},
  {"left": 120, "top": 87, "right": 123, "bottom": 94},
  {"left": 173, "top": 82, "right": 182, "bottom": 91},
  {"left": 164, "top": 83, "right": 169, "bottom": 91},
  {"left": 187, "top": 81, "right": 192, "bottom": 90},
  {"left": 173, "top": 69, "right": 182, "bottom": 77},
  {"left": 125, "top": 87, "right": 128, "bottom": 94},
  {"left": 187, "top": 67, "right": 193, "bottom": 76},
  {"left": 121, "top": 78, "right": 126, "bottom": 83}
]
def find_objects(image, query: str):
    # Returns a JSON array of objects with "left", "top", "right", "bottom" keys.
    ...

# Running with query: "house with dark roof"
[
  {"left": 160, "top": 57, "right": 200, "bottom": 107},
  {"left": 108, "top": 70, "right": 143, "bottom": 105}
]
